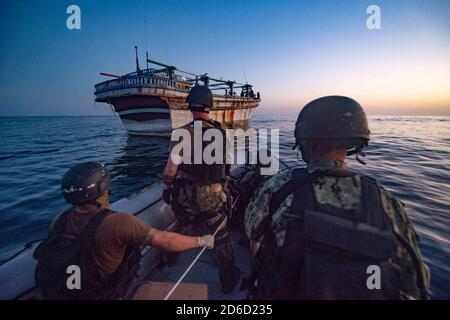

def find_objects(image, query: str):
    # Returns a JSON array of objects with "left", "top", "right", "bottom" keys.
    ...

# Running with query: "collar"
[
  {"left": 193, "top": 112, "right": 210, "bottom": 121},
  {"left": 306, "top": 159, "right": 346, "bottom": 174},
  {"left": 74, "top": 203, "right": 109, "bottom": 214}
]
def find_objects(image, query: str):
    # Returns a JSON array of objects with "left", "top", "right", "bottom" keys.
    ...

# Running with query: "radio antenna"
[
  {"left": 134, "top": 46, "right": 140, "bottom": 73},
  {"left": 242, "top": 66, "right": 248, "bottom": 84},
  {"left": 165, "top": 40, "right": 168, "bottom": 64},
  {"left": 144, "top": 19, "right": 148, "bottom": 70}
]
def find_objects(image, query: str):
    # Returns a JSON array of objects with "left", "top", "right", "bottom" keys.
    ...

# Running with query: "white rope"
[{"left": 163, "top": 195, "right": 240, "bottom": 300}]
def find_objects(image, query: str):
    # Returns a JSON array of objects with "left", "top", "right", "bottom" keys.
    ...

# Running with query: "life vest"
[
  {"left": 246, "top": 168, "right": 428, "bottom": 300},
  {"left": 34, "top": 208, "right": 141, "bottom": 300},
  {"left": 180, "top": 119, "right": 227, "bottom": 184}
]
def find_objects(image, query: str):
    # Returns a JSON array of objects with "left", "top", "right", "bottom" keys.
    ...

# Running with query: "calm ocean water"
[{"left": 0, "top": 115, "right": 449, "bottom": 298}]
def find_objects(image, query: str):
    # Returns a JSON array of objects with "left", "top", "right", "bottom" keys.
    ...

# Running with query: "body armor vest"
[
  {"left": 34, "top": 208, "right": 141, "bottom": 300},
  {"left": 247, "top": 168, "right": 428, "bottom": 300},
  {"left": 180, "top": 119, "right": 227, "bottom": 184}
]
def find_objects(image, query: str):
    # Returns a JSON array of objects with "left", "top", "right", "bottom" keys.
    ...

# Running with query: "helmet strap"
[
  {"left": 296, "top": 148, "right": 305, "bottom": 163},
  {"left": 355, "top": 151, "right": 367, "bottom": 165}
]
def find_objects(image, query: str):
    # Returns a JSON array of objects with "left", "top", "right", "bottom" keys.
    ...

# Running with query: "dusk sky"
[{"left": 0, "top": 0, "right": 449, "bottom": 116}]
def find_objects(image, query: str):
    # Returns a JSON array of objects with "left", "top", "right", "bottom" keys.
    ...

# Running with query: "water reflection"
[{"left": 108, "top": 135, "right": 170, "bottom": 201}]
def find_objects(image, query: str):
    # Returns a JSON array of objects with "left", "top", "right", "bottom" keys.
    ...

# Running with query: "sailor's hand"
[
  {"left": 198, "top": 235, "right": 214, "bottom": 249},
  {"left": 162, "top": 188, "right": 171, "bottom": 205}
]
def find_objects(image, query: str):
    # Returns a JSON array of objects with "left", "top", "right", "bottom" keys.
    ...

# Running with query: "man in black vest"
[
  {"left": 34, "top": 161, "right": 214, "bottom": 299},
  {"left": 162, "top": 85, "right": 240, "bottom": 294},
  {"left": 244, "top": 96, "right": 430, "bottom": 299}
]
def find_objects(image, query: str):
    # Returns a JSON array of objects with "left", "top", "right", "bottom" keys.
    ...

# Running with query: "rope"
[{"left": 163, "top": 195, "right": 240, "bottom": 300}]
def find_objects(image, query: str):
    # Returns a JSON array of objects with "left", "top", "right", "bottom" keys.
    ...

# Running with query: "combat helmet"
[
  {"left": 186, "top": 85, "right": 213, "bottom": 112},
  {"left": 61, "top": 161, "right": 111, "bottom": 205},
  {"left": 295, "top": 96, "right": 370, "bottom": 153},
  {"left": 294, "top": 95, "right": 370, "bottom": 155}
]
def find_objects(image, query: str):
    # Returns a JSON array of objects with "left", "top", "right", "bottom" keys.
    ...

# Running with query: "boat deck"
[{"left": 146, "top": 230, "right": 250, "bottom": 300}]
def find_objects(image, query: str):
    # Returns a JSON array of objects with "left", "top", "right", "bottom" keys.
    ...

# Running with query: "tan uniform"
[{"left": 62, "top": 206, "right": 150, "bottom": 275}]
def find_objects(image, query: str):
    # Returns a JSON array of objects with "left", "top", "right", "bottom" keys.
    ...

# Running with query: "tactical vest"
[
  {"left": 233, "top": 164, "right": 272, "bottom": 232},
  {"left": 34, "top": 208, "right": 141, "bottom": 300},
  {"left": 246, "top": 168, "right": 428, "bottom": 300},
  {"left": 180, "top": 119, "right": 227, "bottom": 184}
]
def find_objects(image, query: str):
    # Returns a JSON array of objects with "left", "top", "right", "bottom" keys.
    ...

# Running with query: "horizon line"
[{"left": 1, "top": 114, "right": 449, "bottom": 118}]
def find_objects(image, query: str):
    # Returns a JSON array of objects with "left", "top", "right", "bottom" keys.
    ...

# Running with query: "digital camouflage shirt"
[{"left": 244, "top": 159, "right": 430, "bottom": 297}]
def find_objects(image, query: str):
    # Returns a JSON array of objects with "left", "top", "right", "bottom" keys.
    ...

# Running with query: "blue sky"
[{"left": 0, "top": 0, "right": 449, "bottom": 116}]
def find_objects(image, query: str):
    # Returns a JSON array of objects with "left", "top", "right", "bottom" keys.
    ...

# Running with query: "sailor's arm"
[
  {"left": 112, "top": 213, "right": 214, "bottom": 251},
  {"left": 380, "top": 188, "right": 430, "bottom": 297},
  {"left": 144, "top": 228, "right": 214, "bottom": 251},
  {"left": 244, "top": 171, "right": 292, "bottom": 256},
  {"left": 163, "top": 129, "right": 184, "bottom": 190},
  {"left": 162, "top": 155, "right": 179, "bottom": 189},
  {"left": 162, "top": 147, "right": 181, "bottom": 204}
]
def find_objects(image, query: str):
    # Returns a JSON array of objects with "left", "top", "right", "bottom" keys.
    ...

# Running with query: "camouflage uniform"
[
  {"left": 165, "top": 85, "right": 238, "bottom": 290},
  {"left": 171, "top": 178, "right": 236, "bottom": 284},
  {"left": 245, "top": 159, "right": 430, "bottom": 298},
  {"left": 171, "top": 123, "right": 236, "bottom": 284}
]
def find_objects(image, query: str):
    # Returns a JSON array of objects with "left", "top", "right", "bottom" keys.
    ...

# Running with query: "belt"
[{"left": 181, "top": 173, "right": 223, "bottom": 191}]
